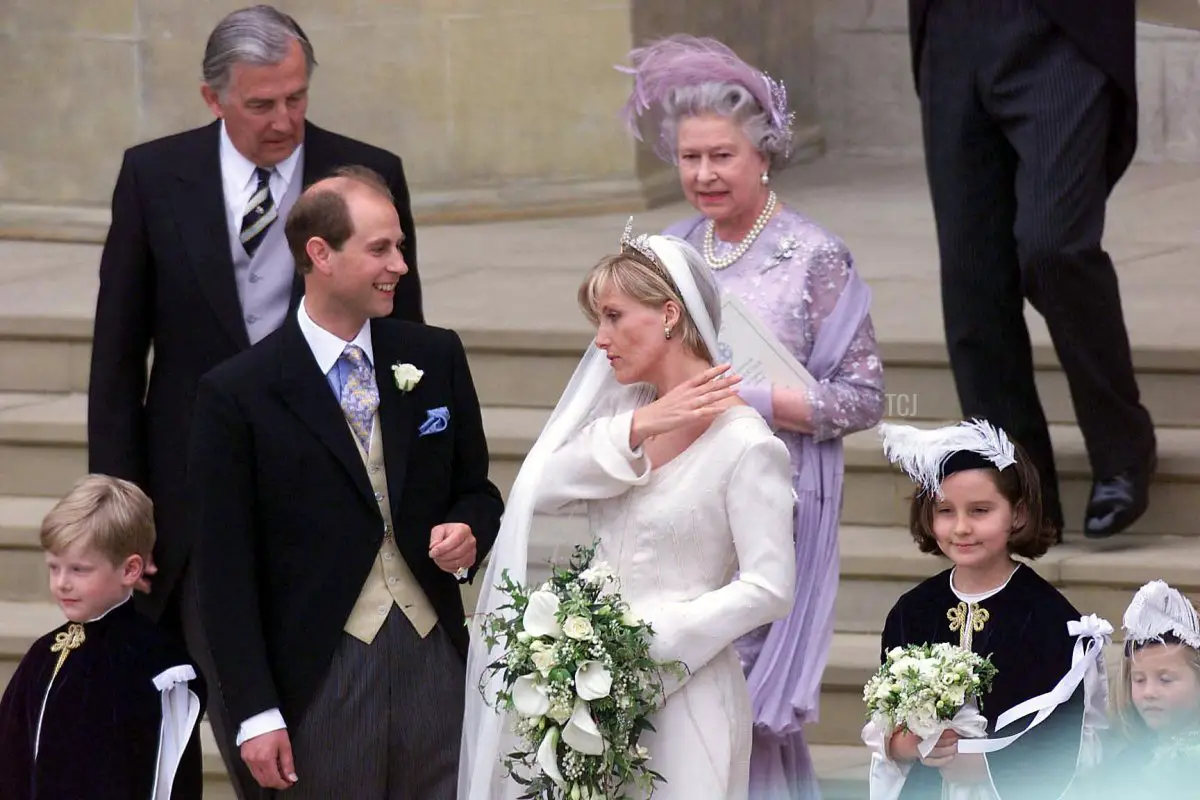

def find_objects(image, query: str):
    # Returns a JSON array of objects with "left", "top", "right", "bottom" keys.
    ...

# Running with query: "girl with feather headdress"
[
  {"left": 863, "top": 419, "right": 1112, "bottom": 799},
  {"left": 1086, "top": 580, "right": 1200, "bottom": 799}
]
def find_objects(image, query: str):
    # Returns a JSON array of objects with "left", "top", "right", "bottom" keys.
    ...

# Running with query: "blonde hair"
[
  {"left": 1113, "top": 595, "right": 1200, "bottom": 740},
  {"left": 40, "top": 474, "right": 155, "bottom": 567},
  {"left": 578, "top": 251, "right": 712, "bottom": 362}
]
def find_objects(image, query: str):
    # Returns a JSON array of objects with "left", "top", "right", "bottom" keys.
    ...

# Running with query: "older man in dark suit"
[
  {"left": 909, "top": 0, "right": 1157, "bottom": 540},
  {"left": 189, "top": 167, "right": 501, "bottom": 797},
  {"left": 86, "top": 5, "right": 425, "bottom": 795}
]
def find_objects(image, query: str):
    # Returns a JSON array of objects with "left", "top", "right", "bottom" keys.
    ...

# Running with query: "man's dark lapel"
[
  {"left": 170, "top": 120, "right": 250, "bottom": 351},
  {"left": 273, "top": 316, "right": 377, "bottom": 516},
  {"left": 372, "top": 320, "right": 428, "bottom": 568},
  {"left": 371, "top": 320, "right": 416, "bottom": 511}
]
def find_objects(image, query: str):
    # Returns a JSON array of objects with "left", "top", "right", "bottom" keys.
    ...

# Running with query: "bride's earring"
[{"left": 664, "top": 325, "right": 672, "bottom": 340}]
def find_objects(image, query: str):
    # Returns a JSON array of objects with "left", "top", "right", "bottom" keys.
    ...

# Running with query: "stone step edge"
[
  {"left": 0, "top": 602, "right": 870, "bottom": 786},
  {"left": 0, "top": 601, "right": 1127, "bottom": 681},
  {"left": 6, "top": 495, "right": 1200, "bottom": 591},
  {"left": 0, "top": 318, "right": 1197, "bottom": 373},
  {"left": 193, "top": 720, "right": 872, "bottom": 789},
  {"left": 2, "top": 398, "right": 1199, "bottom": 481}
]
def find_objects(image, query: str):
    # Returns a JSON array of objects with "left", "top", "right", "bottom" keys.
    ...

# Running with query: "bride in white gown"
[{"left": 459, "top": 227, "right": 797, "bottom": 799}]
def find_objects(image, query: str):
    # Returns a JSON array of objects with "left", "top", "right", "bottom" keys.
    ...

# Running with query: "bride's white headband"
[{"left": 620, "top": 217, "right": 720, "bottom": 362}]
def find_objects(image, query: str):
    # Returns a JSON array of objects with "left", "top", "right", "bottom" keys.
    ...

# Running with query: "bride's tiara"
[{"left": 620, "top": 217, "right": 662, "bottom": 267}]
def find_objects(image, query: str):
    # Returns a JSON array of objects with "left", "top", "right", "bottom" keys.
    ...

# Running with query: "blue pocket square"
[{"left": 419, "top": 406, "right": 450, "bottom": 437}]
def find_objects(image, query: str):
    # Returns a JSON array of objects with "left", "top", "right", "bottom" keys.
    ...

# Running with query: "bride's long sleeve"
[
  {"left": 534, "top": 410, "right": 651, "bottom": 514},
  {"left": 641, "top": 434, "right": 796, "bottom": 694}
]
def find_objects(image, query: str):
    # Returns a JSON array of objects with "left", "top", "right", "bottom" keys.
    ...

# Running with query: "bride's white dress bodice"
[{"left": 536, "top": 404, "right": 797, "bottom": 798}]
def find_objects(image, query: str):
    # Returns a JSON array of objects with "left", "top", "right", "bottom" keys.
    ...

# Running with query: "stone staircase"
[{"left": 1, "top": 157, "right": 1197, "bottom": 796}]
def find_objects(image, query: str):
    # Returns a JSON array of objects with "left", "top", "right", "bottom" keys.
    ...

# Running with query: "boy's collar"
[{"left": 85, "top": 592, "right": 133, "bottom": 624}]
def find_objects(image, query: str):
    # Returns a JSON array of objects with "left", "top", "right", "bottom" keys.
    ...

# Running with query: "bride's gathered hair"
[{"left": 577, "top": 249, "right": 715, "bottom": 363}]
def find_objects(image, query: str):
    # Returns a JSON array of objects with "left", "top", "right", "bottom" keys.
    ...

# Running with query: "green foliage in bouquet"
[
  {"left": 478, "top": 543, "right": 685, "bottom": 799},
  {"left": 863, "top": 642, "right": 999, "bottom": 738}
]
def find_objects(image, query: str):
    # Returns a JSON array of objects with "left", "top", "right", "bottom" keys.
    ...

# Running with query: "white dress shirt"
[
  {"left": 219, "top": 120, "right": 302, "bottom": 259},
  {"left": 235, "top": 299, "right": 373, "bottom": 746}
]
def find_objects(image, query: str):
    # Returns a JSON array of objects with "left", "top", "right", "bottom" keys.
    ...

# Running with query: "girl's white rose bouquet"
[
  {"left": 863, "top": 642, "right": 998, "bottom": 759},
  {"left": 478, "top": 543, "right": 683, "bottom": 799}
]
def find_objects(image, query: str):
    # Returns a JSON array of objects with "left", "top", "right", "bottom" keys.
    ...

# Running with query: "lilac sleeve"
[{"left": 803, "top": 245, "right": 885, "bottom": 442}]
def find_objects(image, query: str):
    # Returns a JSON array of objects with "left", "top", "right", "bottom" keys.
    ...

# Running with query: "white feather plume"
[
  {"left": 1123, "top": 580, "right": 1200, "bottom": 650},
  {"left": 878, "top": 418, "right": 1017, "bottom": 497}
]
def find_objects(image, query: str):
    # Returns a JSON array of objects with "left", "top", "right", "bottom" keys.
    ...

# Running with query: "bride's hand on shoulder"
[{"left": 630, "top": 364, "right": 741, "bottom": 448}]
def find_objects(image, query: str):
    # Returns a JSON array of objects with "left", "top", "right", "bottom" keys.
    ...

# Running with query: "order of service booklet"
[{"left": 717, "top": 292, "right": 815, "bottom": 389}]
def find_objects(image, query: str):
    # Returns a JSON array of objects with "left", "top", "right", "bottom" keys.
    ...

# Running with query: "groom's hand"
[
  {"left": 241, "top": 729, "right": 298, "bottom": 790},
  {"left": 430, "top": 523, "right": 476, "bottom": 575}
]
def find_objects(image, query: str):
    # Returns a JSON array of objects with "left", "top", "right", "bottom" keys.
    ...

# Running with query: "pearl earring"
[
  {"left": 761, "top": 172, "right": 770, "bottom": 186},
  {"left": 664, "top": 325, "right": 672, "bottom": 340}
]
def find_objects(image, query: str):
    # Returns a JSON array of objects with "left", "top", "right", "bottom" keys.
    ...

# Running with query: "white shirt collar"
[
  {"left": 219, "top": 120, "right": 302, "bottom": 192},
  {"left": 86, "top": 592, "right": 133, "bottom": 623},
  {"left": 297, "top": 298, "right": 374, "bottom": 375}
]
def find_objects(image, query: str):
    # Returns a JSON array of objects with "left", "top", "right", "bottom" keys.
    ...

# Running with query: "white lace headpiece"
[
  {"left": 1123, "top": 580, "right": 1200, "bottom": 650},
  {"left": 879, "top": 418, "right": 1017, "bottom": 498}
]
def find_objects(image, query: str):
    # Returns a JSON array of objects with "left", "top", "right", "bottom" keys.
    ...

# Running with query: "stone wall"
[
  {"left": 0, "top": 0, "right": 820, "bottom": 241},
  {"left": 813, "top": 0, "right": 1200, "bottom": 162}
]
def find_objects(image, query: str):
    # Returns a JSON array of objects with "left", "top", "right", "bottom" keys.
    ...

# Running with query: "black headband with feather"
[{"left": 879, "top": 419, "right": 1018, "bottom": 497}]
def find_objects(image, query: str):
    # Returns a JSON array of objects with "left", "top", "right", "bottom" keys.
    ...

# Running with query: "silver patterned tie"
[{"left": 339, "top": 345, "right": 378, "bottom": 451}]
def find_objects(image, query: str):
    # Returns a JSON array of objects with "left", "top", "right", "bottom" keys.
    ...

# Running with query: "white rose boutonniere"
[{"left": 391, "top": 362, "right": 423, "bottom": 392}]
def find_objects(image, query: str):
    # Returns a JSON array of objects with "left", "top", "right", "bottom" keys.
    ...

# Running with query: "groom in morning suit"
[
  {"left": 87, "top": 4, "right": 424, "bottom": 641},
  {"left": 188, "top": 166, "right": 503, "bottom": 798},
  {"left": 87, "top": 10, "right": 424, "bottom": 791}
]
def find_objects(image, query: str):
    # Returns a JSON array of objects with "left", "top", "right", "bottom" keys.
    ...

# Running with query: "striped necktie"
[{"left": 240, "top": 167, "right": 277, "bottom": 258}]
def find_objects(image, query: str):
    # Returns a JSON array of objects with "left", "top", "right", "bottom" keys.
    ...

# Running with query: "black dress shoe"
[{"left": 1084, "top": 455, "right": 1156, "bottom": 539}]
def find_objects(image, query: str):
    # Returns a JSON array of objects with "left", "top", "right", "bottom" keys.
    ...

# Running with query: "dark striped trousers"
[
  {"left": 278, "top": 607, "right": 465, "bottom": 799},
  {"left": 918, "top": 0, "right": 1155, "bottom": 531}
]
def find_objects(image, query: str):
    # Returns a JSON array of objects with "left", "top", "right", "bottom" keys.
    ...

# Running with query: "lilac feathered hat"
[{"left": 616, "top": 34, "right": 796, "bottom": 164}]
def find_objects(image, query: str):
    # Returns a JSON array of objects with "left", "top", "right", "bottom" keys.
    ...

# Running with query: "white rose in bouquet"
[
  {"left": 562, "top": 616, "right": 594, "bottom": 641},
  {"left": 530, "top": 643, "right": 557, "bottom": 678}
]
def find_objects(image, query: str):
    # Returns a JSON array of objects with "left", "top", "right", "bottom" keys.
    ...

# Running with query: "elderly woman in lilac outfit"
[{"left": 619, "top": 35, "right": 885, "bottom": 798}]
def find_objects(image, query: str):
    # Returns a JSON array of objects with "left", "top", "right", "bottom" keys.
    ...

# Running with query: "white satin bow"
[{"left": 959, "top": 614, "right": 1113, "bottom": 755}]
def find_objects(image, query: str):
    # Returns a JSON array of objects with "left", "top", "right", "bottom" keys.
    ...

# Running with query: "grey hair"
[
  {"left": 661, "top": 82, "right": 789, "bottom": 171},
  {"left": 203, "top": 5, "right": 317, "bottom": 97}
]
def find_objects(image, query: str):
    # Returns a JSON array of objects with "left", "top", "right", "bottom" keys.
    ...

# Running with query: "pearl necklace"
[{"left": 703, "top": 191, "right": 778, "bottom": 270}]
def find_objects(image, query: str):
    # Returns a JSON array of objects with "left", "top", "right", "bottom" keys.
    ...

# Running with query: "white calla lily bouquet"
[
  {"left": 864, "top": 642, "right": 998, "bottom": 741},
  {"left": 478, "top": 543, "right": 682, "bottom": 799}
]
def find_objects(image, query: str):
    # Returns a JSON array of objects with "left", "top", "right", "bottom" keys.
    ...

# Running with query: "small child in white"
[{"left": 1096, "top": 580, "right": 1200, "bottom": 797}]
